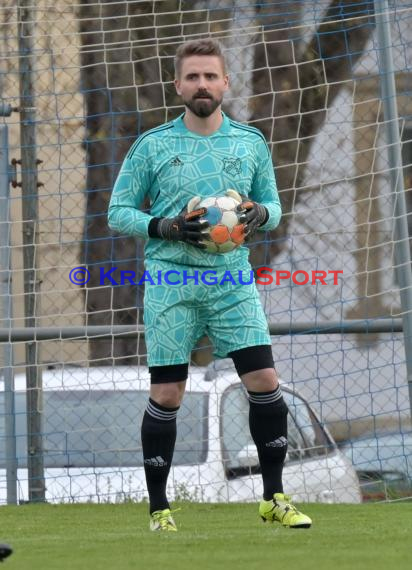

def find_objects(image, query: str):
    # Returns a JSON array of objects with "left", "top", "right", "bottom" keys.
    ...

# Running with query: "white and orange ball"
[{"left": 195, "top": 192, "right": 246, "bottom": 253}]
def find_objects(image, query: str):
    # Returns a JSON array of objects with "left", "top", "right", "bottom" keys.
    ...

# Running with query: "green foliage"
[{"left": 1, "top": 502, "right": 411, "bottom": 570}]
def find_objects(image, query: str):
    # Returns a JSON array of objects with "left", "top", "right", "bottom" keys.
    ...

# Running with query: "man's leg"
[
  {"left": 142, "top": 262, "right": 204, "bottom": 529},
  {"left": 230, "top": 345, "right": 312, "bottom": 528},
  {"left": 230, "top": 345, "right": 287, "bottom": 497},
  {"left": 141, "top": 364, "right": 187, "bottom": 530}
]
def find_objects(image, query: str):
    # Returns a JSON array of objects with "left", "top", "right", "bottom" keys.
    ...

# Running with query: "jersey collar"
[{"left": 173, "top": 111, "right": 230, "bottom": 136}]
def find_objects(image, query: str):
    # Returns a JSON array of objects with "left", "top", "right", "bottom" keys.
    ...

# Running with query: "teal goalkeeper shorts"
[{"left": 143, "top": 259, "right": 271, "bottom": 367}]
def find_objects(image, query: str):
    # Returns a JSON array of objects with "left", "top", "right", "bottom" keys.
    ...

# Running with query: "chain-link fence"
[{"left": 0, "top": 0, "right": 411, "bottom": 505}]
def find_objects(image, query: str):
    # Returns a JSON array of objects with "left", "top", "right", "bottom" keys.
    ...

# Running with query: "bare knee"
[
  {"left": 150, "top": 381, "right": 186, "bottom": 408},
  {"left": 241, "top": 368, "right": 279, "bottom": 392}
]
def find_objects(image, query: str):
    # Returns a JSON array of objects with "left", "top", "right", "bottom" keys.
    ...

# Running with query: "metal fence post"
[
  {"left": 0, "top": 114, "right": 18, "bottom": 504},
  {"left": 17, "top": 0, "right": 45, "bottom": 502},
  {"left": 375, "top": 0, "right": 412, "bottom": 422}
]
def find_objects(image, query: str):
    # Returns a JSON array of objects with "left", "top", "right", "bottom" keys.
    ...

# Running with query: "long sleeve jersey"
[{"left": 108, "top": 112, "right": 282, "bottom": 269}]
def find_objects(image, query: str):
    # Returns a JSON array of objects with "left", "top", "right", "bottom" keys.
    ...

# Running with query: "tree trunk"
[
  {"left": 79, "top": 1, "right": 206, "bottom": 364},
  {"left": 248, "top": 0, "right": 375, "bottom": 268}
]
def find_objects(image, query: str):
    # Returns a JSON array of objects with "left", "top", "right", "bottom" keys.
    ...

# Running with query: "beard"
[{"left": 183, "top": 92, "right": 222, "bottom": 118}]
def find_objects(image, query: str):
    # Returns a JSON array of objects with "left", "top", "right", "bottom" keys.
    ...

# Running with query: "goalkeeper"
[{"left": 108, "top": 38, "right": 311, "bottom": 531}]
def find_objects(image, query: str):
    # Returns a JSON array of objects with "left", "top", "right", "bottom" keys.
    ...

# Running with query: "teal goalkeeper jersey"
[{"left": 108, "top": 112, "right": 282, "bottom": 268}]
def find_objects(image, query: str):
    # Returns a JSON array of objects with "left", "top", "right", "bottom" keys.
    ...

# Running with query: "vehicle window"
[
  {"left": 342, "top": 434, "right": 412, "bottom": 479},
  {"left": 220, "top": 384, "right": 309, "bottom": 476},
  {"left": 286, "top": 413, "right": 306, "bottom": 461},
  {"left": 0, "top": 390, "right": 208, "bottom": 468},
  {"left": 220, "top": 385, "right": 252, "bottom": 474},
  {"left": 282, "top": 390, "right": 331, "bottom": 457}
]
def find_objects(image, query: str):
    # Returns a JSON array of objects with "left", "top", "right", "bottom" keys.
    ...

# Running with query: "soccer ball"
[{"left": 194, "top": 192, "right": 246, "bottom": 253}]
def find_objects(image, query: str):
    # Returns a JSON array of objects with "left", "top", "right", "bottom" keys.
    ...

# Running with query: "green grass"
[{"left": 1, "top": 502, "right": 412, "bottom": 570}]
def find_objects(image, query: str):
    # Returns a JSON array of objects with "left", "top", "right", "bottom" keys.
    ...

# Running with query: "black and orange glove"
[
  {"left": 226, "top": 189, "right": 268, "bottom": 240},
  {"left": 148, "top": 197, "right": 209, "bottom": 248}
]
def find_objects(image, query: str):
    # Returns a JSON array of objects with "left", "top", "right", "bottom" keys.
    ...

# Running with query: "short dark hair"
[{"left": 174, "top": 38, "right": 226, "bottom": 78}]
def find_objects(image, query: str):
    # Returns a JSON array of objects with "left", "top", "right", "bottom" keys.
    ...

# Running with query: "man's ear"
[{"left": 174, "top": 78, "right": 181, "bottom": 96}]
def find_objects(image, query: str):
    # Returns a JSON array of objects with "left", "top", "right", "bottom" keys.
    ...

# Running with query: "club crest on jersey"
[{"left": 223, "top": 157, "right": 242, "bottom": 175}]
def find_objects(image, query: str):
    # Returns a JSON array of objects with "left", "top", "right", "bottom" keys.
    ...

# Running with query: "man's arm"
[
  {"left": 249, "top": 136, "right": 282, "bottom": 232},
  {"left": 108, "top": 140, "right": 209, "bottom": 247},
  {"left": 108, "top": 143, "right": 153, "bottom": 239}
]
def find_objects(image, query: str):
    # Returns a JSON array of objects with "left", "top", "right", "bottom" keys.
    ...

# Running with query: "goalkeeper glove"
[
  {"left": 226, "top": 189, "right": 269, "bottom": 240},
  {"left": 148, "top": 197, "right": 209, "bottom": 249}
]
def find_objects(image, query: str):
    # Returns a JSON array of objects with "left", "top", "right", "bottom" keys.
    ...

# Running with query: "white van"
[{"left": 0, "top": 362, "right": 361, "bottom": 504}]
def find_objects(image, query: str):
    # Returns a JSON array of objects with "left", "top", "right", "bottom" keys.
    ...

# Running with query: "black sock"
[
  {"left": 248, "top": 386, "right": 288, "bottom": 500},
  {"left": 141, "top": 398, "right": 179, "bottom": 514}
]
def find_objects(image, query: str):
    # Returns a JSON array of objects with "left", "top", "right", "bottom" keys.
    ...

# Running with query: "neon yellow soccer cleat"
[
  {"left": 259, "top": 493, "right": 312, "bottom": 528},
  {"left": 149, "top": 509, "right": 178, "bottom": 532}
]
